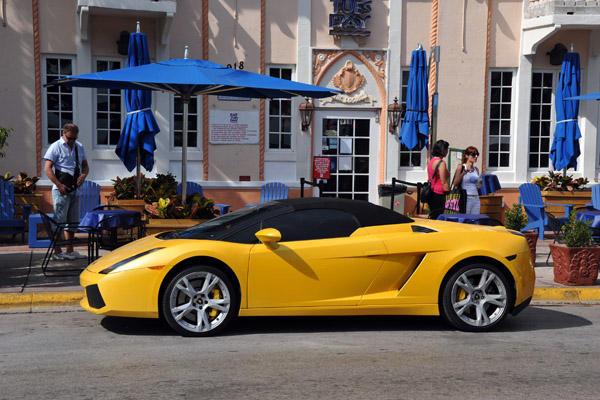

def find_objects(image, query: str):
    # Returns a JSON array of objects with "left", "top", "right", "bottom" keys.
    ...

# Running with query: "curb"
[
  {"left": 1, "top": 288, "right": 600, "bottom": 310},
  {"left": 532, "top": 287, "right": 600, "bottom": 304},
  {"left": 0, "top": 291, "right": 83, "bottom": 310}
]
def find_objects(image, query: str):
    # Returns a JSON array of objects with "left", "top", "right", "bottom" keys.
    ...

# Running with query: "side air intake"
[{"left": 411, "top": 225, "right": 438, "bottom": 234}]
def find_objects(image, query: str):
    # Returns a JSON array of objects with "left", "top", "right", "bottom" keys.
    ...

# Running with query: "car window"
[
  {"left": 262, "top": 209, "right": 360, "bottom": 242},
  {"left": 224, "top": 222, "right": 262, "bottom": 244}
]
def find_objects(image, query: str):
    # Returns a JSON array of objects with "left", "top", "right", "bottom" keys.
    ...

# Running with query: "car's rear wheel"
[
  {"left": 440, "top": 263, "right": 512, "bottom": 332},
  {"left": 162, "top": 265, "right": 237, "bottom": 337}
]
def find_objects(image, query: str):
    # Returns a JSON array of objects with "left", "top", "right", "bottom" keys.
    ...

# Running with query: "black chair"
[
  {"left": 39, "top": 211, "right": 91, "bottom": 276},
  {"left": 545, "top": 212, "right": 567, "bottom": 265},
  {"left": 91, "top": 213, "right": 146, "bottom": 261}
]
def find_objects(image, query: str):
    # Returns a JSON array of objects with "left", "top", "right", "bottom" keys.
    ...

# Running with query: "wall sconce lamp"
[
  {"left": 387, "top": 97, "right": 403, "bottom": 134},
  {"left": 299, "top": 97, "right": 315, "bottom": 131}
]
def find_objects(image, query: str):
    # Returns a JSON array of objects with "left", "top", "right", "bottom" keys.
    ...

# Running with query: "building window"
[
  {"left": 529, "top": 71, "right": 554, "bottom": 169},
  {"left": 399, "top": 69, "right": 422, "bottom": 167},
  {"left": 95, "top": 59, "right": 124, "bottom": 146},
  {"left": 43, "top": 57, "right": 74, "bottom": 145},
  {"left": 488, "top": 71, "right": 513, "bottom": 168},
  {"left": 173, "top": 95, "right": 198, "bottom": 148},
  {"left": 268, "top": 66, "right": 293, "bottom": 150}
]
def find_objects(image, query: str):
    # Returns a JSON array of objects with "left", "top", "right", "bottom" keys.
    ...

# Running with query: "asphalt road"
[{"left": 1, "top": 305, "right": 599, "bottom": 399}]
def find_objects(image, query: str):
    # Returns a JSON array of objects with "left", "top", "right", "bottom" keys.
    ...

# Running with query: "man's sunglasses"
[{"left": 64, "top": 135, "right": 77, "bottom": 141}]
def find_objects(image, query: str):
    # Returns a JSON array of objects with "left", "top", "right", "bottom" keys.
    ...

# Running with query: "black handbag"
[
  {"left": 444, "top": 186, "right": 467, "bottom": 214},
  {"left": 421, "top": 160, "right": 442, "bottom": 203},
  {"left": 55, "top": 145, "right": 80, "bottom": 194}
]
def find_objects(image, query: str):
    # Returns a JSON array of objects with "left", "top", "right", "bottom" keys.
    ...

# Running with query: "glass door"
[{"left": 315, "top": 111, "right": 377, "bottom": 202}]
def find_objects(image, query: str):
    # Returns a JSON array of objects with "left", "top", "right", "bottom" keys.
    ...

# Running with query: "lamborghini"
[{"left": 80, "top": 197, "right": 535, "bottom": 336}]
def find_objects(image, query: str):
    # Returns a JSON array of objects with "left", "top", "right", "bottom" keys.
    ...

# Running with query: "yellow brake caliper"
[{"left": 208, "top": 288, "right": 222, "bottom": 320}]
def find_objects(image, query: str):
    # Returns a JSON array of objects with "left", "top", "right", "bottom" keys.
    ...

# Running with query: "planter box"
[
  {"left": 550, "top": 243, "right": 600, "bottom": 286},
  {"left": 479, "top": 195, "right": 503, "bottom": 222},
  {"left": 524, "top": 232, "right": 538, "bottom": 261},
  {"left": 541, "top": 191, "right": 591, "bottom": 216},
  {"left": 108, "top": 199, "right": 147, "bottom": 218},
  {"left": 145, "top": 218, "right": 206, "bottom": 236},
  {"left": 14, "top": 194, "right": 43, "bottom": 230}
]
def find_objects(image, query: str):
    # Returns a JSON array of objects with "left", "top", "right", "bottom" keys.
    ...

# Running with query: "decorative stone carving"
[
  {"left": 332, "top": 60, "right": 365, "bottom": 94},
  {"left": 550, "top": 244, "right": 600, "bottom": 286}
]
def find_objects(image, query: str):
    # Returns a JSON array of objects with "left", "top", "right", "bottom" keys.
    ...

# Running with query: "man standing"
[{"left": 43, "top": 123, "right": 89, "bottom": 260}]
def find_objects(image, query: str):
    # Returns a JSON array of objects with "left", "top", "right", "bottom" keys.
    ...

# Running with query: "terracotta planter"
[
  {"left": 541, "top": 191, "right": 591, "bottom": 216},
  {"left": 523, "top": 232, "right": 538, "bottom": 261},
  {"left": 145, "top": 218, "right": 207, "bottom": 236},
  {"left": 549, "top": 243, "right": 600, "bottom": 286},
  {"left": 479, "top": 195, "right": 503, "bottom": 222}
]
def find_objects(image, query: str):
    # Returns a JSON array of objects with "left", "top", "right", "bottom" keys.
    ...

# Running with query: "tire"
[
  {"left": 439, "top": 263, "right": 513, "bottom": 332},
  {"left": 162, "top": 265, "right": 238, "bottom": 337}
]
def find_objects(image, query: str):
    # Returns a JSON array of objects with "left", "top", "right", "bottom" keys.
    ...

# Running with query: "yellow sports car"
[{"left": 80, "top": 198, "right": 535, "bottom": 336}]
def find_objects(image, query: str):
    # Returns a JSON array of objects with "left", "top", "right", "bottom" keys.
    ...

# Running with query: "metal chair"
[
  {"left": 39, "top": 211, "right": 90, "bottom": 276},
  {"left": 545, "top": 212, "right": 568, "bottom": 265},
  {"left": 91, "top": 213, "right": 145, "bottom": 261},
  {"left": 176, "top": 181, "right": 231, "bottom": 215},
  {"left": 0, "top": 180, "right": 31, "bottom": 243}
]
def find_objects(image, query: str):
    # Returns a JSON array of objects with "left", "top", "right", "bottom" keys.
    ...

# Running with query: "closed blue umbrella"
[
  {"left": 47, "top": 52, "right": 341, "bottom": 199},
  {"left": 116, "top": 27, "right": 160, "bottom": 198},
  {"left": 399, "top": 48, "right": 429, "bottom": 150},
  {"left": 550, "top": 52, "right": 581, "bottom": 171},
  {"left": 116, "top": 30, "right": 159, "bottom": 173}
]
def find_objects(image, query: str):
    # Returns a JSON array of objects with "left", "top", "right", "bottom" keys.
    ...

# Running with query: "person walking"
[
  {"left": 427, "top": 139, "right": 450, "bottom": 215},
  {"left": 43, "top": 123, "right": 89, "bottom": 260},
  {"left": 452, "top": 146, "right": 482, "bottom": 214}
]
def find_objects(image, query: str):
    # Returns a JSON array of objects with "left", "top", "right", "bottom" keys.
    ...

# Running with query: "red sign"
[{"left": 313, "top": 156, "right": 331, "bottom": 179}]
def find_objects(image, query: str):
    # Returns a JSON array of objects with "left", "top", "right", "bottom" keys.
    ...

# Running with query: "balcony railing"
[{"left": 525, "top": 0, "right": 600, "bottom": 19}]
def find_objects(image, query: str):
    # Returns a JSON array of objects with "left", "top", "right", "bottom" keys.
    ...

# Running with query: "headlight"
[{"left": 100, "top": 248, "right": 165, "bottom": 274}]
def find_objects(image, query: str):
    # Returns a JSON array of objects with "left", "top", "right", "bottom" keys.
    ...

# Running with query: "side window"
[
  {"left": 263, "top": 209, "right": 360, "bottom": 242},
  {"left": 224, "top": 222, "right": 262, "bottom": 244}
]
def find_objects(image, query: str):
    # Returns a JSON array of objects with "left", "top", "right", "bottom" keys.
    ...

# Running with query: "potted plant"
[
  {"left": 504, "top": 203, "right": 537, "bottom": 260},
  {"left": 144, "top": 193, "right": 218, "bottom": 236},
  {"left": 532, "top": 171, "right": 591, "bottom": 215},
  {"left": 106, "top": 173, "right": 153, "bottom": 215},
  {"left": 0, "top": 125, "right": 13, "bottom": 159},
  {"left": 550, "top": 210, "right": 599, "bottom": 286}
]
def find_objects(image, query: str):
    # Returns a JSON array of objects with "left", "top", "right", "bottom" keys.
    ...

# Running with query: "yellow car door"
[{"left": 247, "top": 209, "right": 388, "bottom": 308}]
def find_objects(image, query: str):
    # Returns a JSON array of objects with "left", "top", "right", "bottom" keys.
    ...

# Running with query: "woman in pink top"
[{"left": 427, "top": 139, "right": 450, "bottom": 214}]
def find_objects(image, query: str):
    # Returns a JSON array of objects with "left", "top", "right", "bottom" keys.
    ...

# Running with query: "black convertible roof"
[{"left": 272, "top": 197, "right": 413, "bottom": 227}]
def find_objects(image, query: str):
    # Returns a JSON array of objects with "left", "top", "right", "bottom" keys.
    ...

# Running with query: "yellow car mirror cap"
[{"left": 255, "top": 228, "right": 282, "bottom": 246}]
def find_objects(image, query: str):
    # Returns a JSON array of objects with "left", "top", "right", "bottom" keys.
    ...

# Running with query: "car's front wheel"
[
  {"left": 162, "top": 265, "right": 238, "bottom": 337},
  {"left": 440, "top": 263, "right": 513, "bottom": 332}
]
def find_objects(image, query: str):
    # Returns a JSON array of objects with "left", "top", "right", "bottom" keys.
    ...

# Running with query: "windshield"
[{"left": 169, "top": 201, "right": 291, "bottom": 240}]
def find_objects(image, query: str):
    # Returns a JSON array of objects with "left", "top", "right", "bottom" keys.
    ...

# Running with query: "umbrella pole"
[
  {"left": 181, "top": 94, "right": 190, "bottom": 204},
  {"left": 136, "top": 146, "right": 141, "bottom": 199}
]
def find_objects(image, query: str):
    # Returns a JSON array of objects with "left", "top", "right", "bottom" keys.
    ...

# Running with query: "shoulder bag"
[{"left": 420, "top": 160, "right": 442, "bottom": 203}]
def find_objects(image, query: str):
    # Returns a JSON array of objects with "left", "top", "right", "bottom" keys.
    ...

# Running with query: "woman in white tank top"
[{"left": 452, "top": 146, "right": 482, "bottom": 214}]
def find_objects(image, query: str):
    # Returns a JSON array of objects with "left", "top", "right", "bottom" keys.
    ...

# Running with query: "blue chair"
[
  {"left": 518, "top": 183, "right": 572, "bottom": 240},
  {"left": 79, "top": 180, "right": 103, "bottom": 221},
  {"left": 246, "top": 182, "right": 289, "bottom": 207},
  {"left": 0, "top": 180, "right": 31, "bottom": 243},
  {"left": 176, "top": 182, "right": 231, "bottom": 215},
  {"left": 584, "top": 184, "right": 600, "bottom": 210}
]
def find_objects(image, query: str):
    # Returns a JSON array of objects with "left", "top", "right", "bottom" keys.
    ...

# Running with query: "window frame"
[
  {"left": 171, "top": 94, "right": 201, "bottom": 150},
  {"left": 93, "top": 57, "right": 126, "bottom": 148},
  {"left": 266, "top": 65, "right": 295, "bottom": 152},
  {"left": 528, "top": 69, "right": 558, "bottom": 171},
  {"left": 486, "top": 69, "right": 516, "bottom": 170},
  {"left": 41, "top": 55, "right": 76, "bottom": 148}
]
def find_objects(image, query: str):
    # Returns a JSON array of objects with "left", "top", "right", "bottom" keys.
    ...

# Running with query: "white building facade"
[{"left": 0, "top": 0, "right": 599, "bottom": 210}]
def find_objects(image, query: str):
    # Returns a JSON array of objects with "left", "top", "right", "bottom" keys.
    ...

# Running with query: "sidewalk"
[{"left": 1, "top": 234, "right": 599, "bottom": 311}]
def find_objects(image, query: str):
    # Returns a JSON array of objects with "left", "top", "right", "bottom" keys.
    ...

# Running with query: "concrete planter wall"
[{"left": 550, "top": 243, "right": 600, "bottom": 286}]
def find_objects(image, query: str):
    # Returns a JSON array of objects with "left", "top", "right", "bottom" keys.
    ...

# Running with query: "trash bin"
[{"left": 378, "top": 184, "right": 407, "bottom": 214}]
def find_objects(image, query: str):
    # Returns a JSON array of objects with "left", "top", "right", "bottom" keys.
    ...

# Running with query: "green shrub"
[
  {"left": 504, "top": 203, "right": 528, "bottom": 231},
  {"left": 563, "top": 209, "right": 593, "bottom": 248}
]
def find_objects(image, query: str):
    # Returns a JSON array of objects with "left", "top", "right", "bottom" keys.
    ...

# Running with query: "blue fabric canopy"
[
  {"left": 550, "top": 52, "right": 581, "bottom": 171},
  {"left": 566, "top": 91, "right": 600, "bottom": 101},
  {"left": 399, "top": 49, "right": 429, "bottom": 150},
  {"left": 116, "top": 32, "right": 160, "bottom": 172},
  {"left": 48, "top": 58, "right": 340, "bottom": 99}
]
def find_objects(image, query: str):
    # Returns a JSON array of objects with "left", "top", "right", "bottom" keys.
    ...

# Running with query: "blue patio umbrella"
[
  {"left": 46, "top": 51, "right": 341, "bottom": 199},
  {"left": 116, "top": 26, "right": 160, "bottom": 198},
  {"left": 566, "top": 91, "right": 600, "bottom": 101},
  {"left": 550, "top": 52, "right": 581, "bottom": 171},
  {"left": 399, "top": 48, "right": 429, "bottom": 150}
]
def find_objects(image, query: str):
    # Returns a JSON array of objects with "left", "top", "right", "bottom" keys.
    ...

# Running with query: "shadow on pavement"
[{"left": 97, "top": 306, "right": 591, "bottom": 337}]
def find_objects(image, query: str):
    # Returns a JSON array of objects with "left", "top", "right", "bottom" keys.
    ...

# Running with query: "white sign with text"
[{"left": 209, "top": 110, "right": 259, "bottom": 144}]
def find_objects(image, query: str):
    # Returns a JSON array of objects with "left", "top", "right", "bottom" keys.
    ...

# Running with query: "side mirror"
[{"left": 255, "top": 228, "right": 281, "bottom": 247}]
